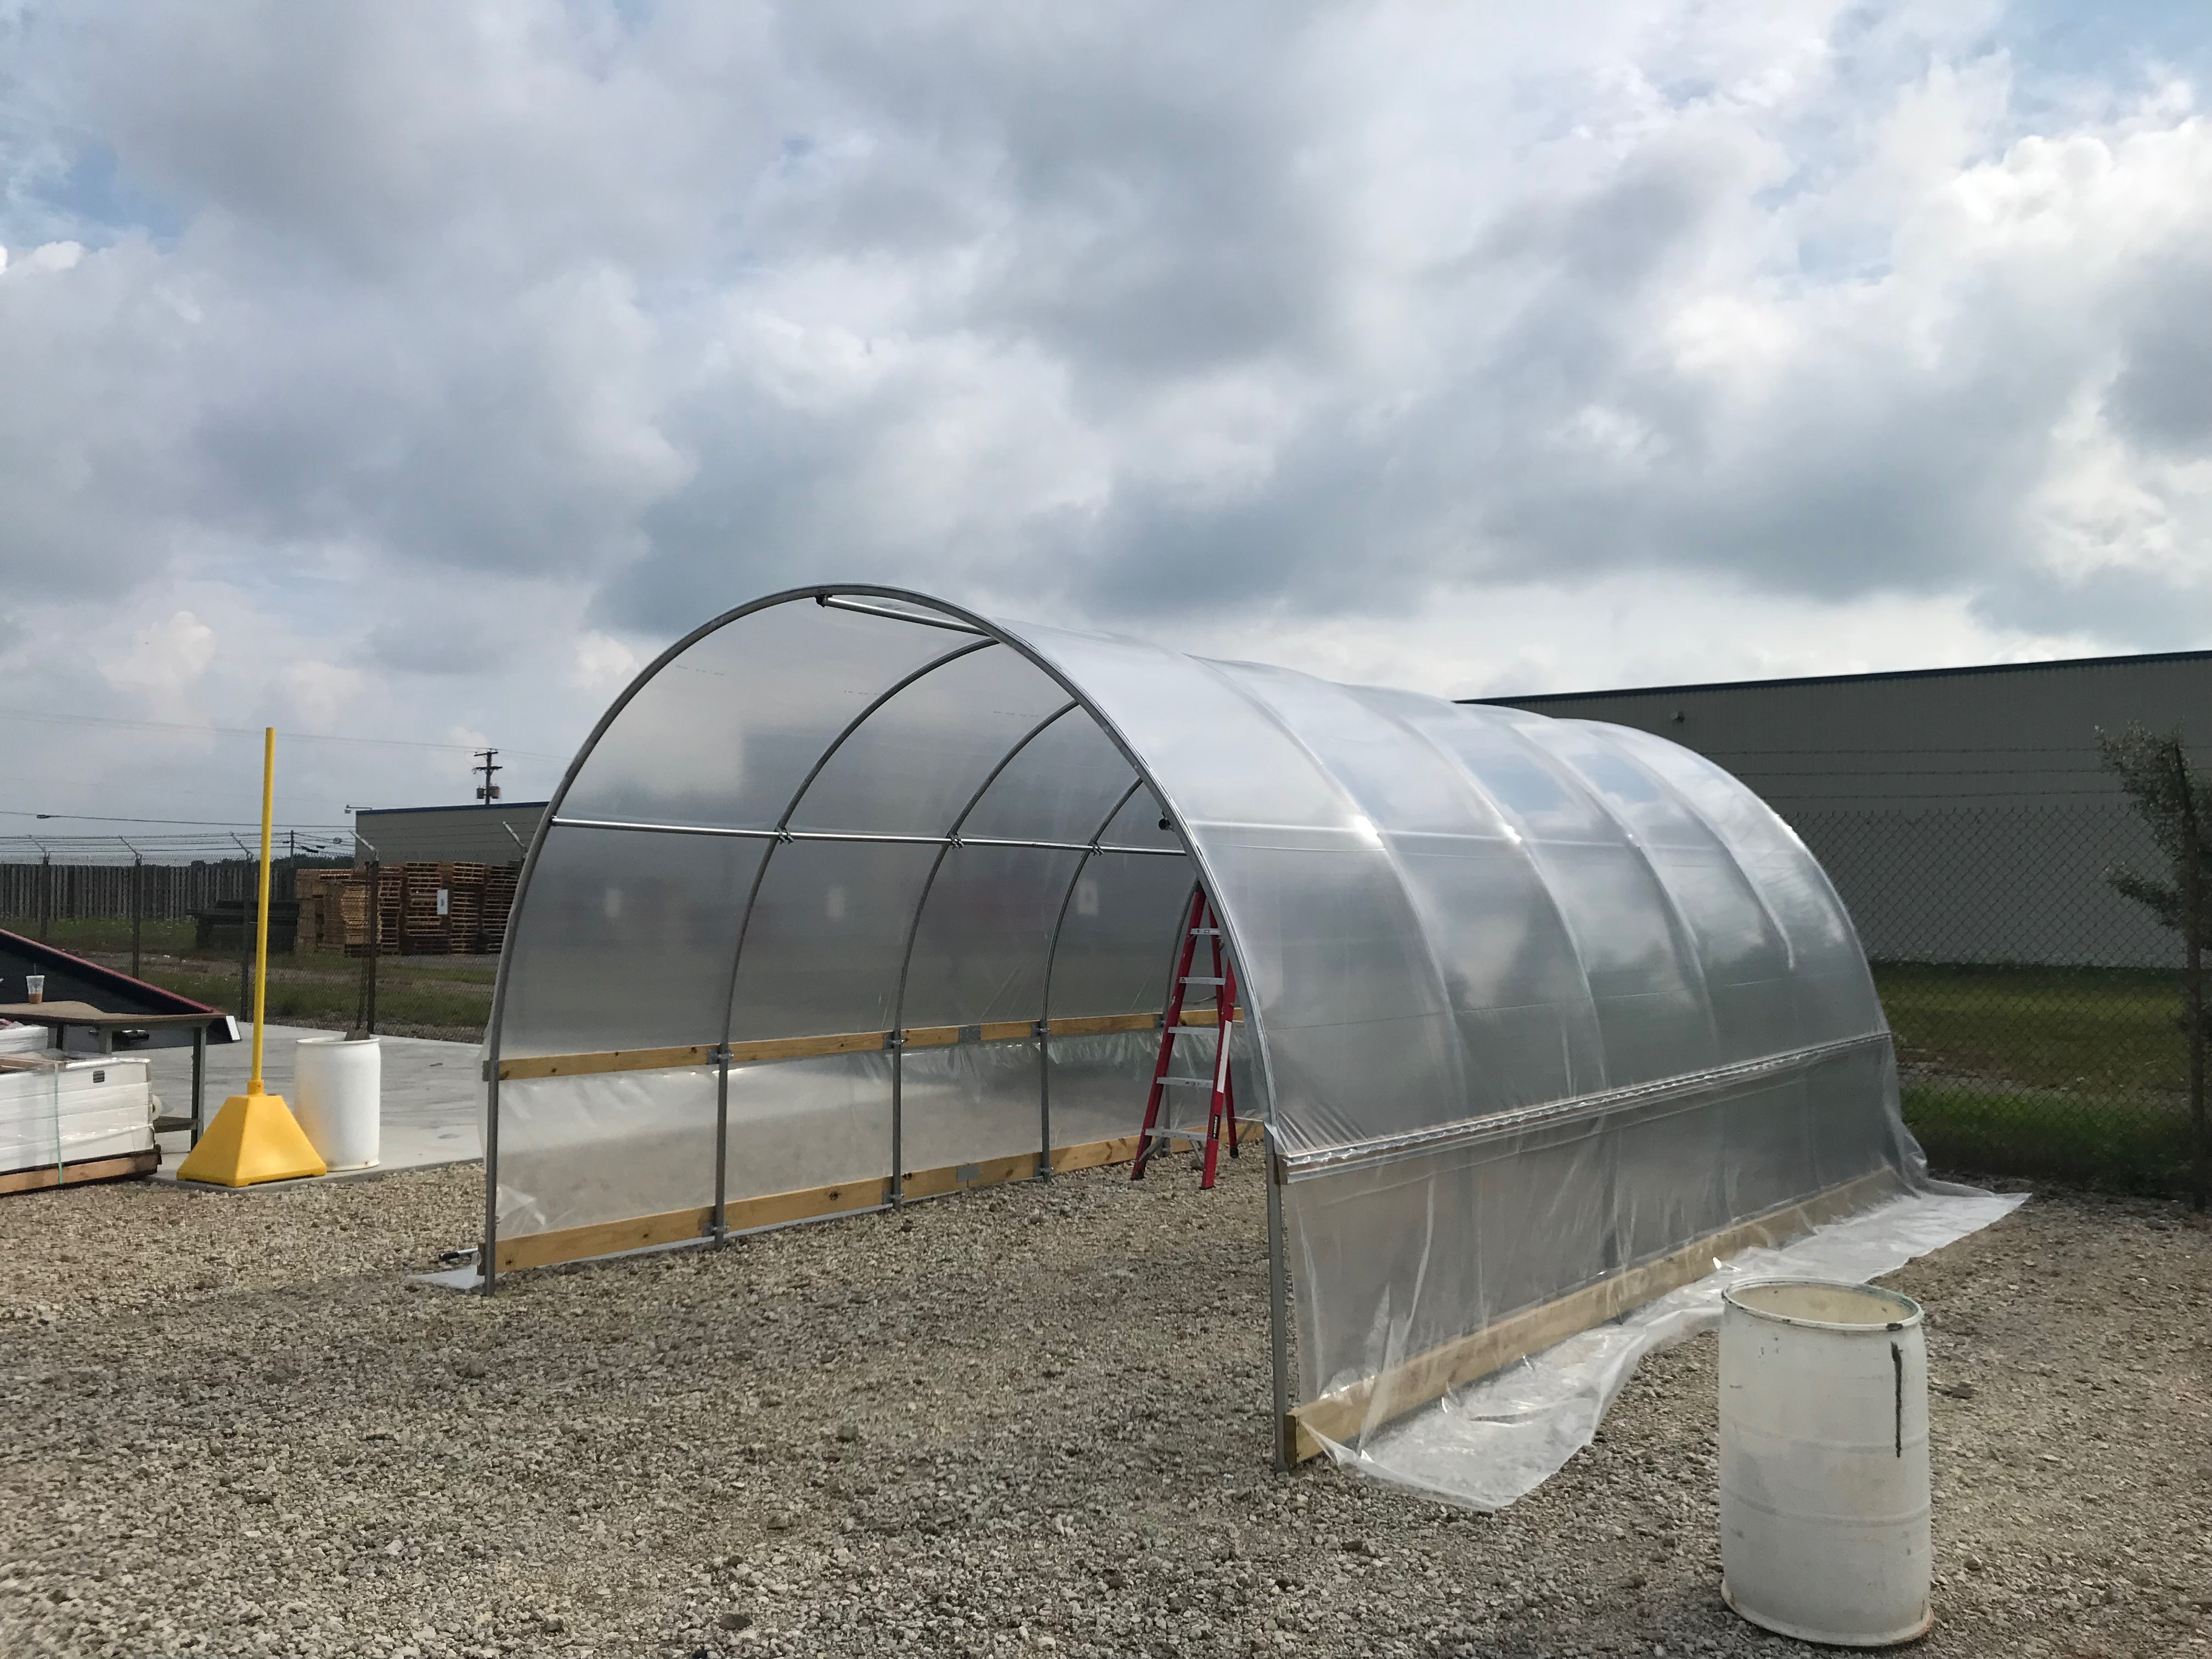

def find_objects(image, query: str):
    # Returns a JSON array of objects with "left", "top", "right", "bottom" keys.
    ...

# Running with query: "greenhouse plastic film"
[
  {"left": 488, "top": 587, "right": 2016, "bottom": 1510},
  {"left": 1308, "top": 1182, "right": 2024, "bottom": 1510},
  {"left": 496, "top": 1068, "right": 719, "bottom": 1237}
]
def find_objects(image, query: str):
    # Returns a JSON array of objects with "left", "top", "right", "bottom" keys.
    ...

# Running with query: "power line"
[
  {"left": 0, "top": 810, "right": 355, "bottom": 828},
  {"left": 0, "top": 706, "right": 564, "bottom": 760}
]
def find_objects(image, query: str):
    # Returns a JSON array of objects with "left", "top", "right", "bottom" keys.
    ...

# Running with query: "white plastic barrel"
[
  {"left": 1718, "top": 1278, "right": 1931, "bottom": 1647},
  {"left": 292, "top": 1035, "right": 381, "bottom": 1171}
]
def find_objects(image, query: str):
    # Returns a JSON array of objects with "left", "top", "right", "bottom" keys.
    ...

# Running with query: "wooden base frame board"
[
  {"left": 1284, "top": 1167, "right": 1904, "bottom": 1464},
  {"left": 493, "top": 1008, "right": 1241, "bottom": 1084},
  {"left": 493, "top": 1121, "right": 1265, "bottom": 1274},
  {"left": 0, "top": 1147, "right": 162, "bottom": 1197}
]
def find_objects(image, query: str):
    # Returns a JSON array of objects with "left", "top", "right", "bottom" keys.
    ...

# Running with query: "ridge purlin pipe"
[
  {"left": 884, "top": 699, "right": 1082, "bottom": 1207},
  {"left": 1036, "top": 778, "right": 1148, "bottom": 1177},
  {"left": 707, "top": 636, "right": 999, "bottom": 1244}
]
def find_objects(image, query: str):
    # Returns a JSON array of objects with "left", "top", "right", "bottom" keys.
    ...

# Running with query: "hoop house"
[{"left": 484, "top": 586, "right": 1927, "bottom": 1471}]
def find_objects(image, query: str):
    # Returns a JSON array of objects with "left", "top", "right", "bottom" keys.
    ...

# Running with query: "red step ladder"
[{"left": 1132, "top": 889, "right": 1240, "bottom": 1189}]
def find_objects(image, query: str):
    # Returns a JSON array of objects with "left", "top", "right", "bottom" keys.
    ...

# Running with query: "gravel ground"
[{"left": 3, "top": 1157, "right": 2208, "bottom": 1659}]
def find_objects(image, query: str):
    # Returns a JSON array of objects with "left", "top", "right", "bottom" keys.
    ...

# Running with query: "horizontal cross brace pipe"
[
  {"left": 814, "top": 594, "right": 989, "bottom": 635},
  {"left": 493, "top": 1005, "right": 1242, "bottom": 1082},
  {"left": 1274, "top": 1031, "right": 1896, "bottom": 1180},
  {"left": 551, "top": 815, "right": 1188, "bottom": 856}
]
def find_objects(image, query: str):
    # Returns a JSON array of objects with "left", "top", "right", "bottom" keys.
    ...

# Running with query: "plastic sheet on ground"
[{"left": 1316, "top": 1183, "right": 2027, "bottom": 1510}]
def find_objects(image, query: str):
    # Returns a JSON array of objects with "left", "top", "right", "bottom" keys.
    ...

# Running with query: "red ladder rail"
[{"left": 1133, "top": 890, "right": 1240, "bottom": 1189}]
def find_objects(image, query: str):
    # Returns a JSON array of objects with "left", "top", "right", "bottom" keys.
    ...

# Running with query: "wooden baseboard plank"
[
  {"left": 1045, "top": 1012, "right": 1165, "bottom": 1038},
  {"left": 901, "top": 1150, "right": 1036, "bottom": 1199},
  {"left": 1285, "top": 1167, "right": 1903, "bottom": 1463},
  {"left": 495, "top": 1121, "right": 1268, "bottom": 1273},
  {"left": 730, "top": 1031, "right": 890, "bottom": 1065},
  {"left": 0, "top": 1147, "right": 161, "bottom": 1198},
  {"left": 498, "top": 1011, "right": 1209, "bottom": 1082},
  {"left": 498, "top": 1043, "right": 717, "bottom": 1082}
]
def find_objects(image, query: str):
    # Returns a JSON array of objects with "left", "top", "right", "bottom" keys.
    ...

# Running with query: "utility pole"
[{"left": 473, "top": 748, "right": 503, "bottom": 804}]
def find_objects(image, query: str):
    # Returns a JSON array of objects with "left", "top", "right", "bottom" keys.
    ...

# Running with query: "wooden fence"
[
  {"left": 1, "top": 859, "right": 518, "bottom": 956},
  {"left": 0, "top": 859, "right": 351, "bottom": 928}
]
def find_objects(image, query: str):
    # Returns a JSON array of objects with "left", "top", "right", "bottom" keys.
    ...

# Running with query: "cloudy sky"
[{"left": 1, "top": 0, "right": 2207, "bottom": 844}]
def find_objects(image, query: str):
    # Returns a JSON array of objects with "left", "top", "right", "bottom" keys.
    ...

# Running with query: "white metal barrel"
[
  {"left": 292, "top": 1035, "right": 382, "bottom": 1171},
  {"left": 1718, "top": 1278, "right": 1931, "bottom": 1647}
]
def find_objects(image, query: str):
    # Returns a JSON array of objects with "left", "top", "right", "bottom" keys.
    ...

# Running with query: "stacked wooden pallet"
[
  {"left": 481, "top": 864, "right": 518, "bottom": 951},
  {"left": 444, "top": 864, "right": 487, "bottom": 953},
  {"left": 300, "top": 861, "right": 522, "bottom": 955},
  {"left": 293, "top": 869, "right": 352, "bottom": 951}
]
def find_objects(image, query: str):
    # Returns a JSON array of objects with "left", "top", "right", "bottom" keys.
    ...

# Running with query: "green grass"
[
  {"left": 3, "top": 912, "right": 494, "bottom": 1035},
  {"left": 1872, "top": 960, "right": 2188, "bottom": 1098},
  {"left": 1904, "top": 1085, "right": 2199, "bottom": 1194},
  {"left": 2, "top": 915, "right": 198, "bottom": 954},
  {"left": 128, "top": 962, "right": 493, "bottom": 1036},
  {"left": 1874, "top": 961, "right": 2205, "bottom": 1197}
]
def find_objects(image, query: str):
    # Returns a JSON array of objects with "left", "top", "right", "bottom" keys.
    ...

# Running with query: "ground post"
[
  {"left": 130, "top": 853, "right": 144, "bottom": 981},
  {"left": 189, "top": 1025, "right": 206, "bottom": 1145},
  {"left": 2175, "top": 740, "right": 2207, "bottom": 1212},
  {"left": 711, "top": 1043, "right": 731, "bottom": 1243},
  {"left": 1267, "top": 1143, "right": 1292, "bottom": 1471}
]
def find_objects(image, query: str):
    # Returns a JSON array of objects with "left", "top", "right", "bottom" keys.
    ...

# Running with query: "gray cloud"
[
  {"left": 2107, "top": 254, "right": 2212, "bottom": 453},
  {"left": 0, "top": 0, "right": 2204, "bottom": 713}
]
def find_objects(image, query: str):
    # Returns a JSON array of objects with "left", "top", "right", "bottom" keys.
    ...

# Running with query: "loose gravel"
[{"left": 3, "top": 1156, "right": 2208, "bottom": 1659}]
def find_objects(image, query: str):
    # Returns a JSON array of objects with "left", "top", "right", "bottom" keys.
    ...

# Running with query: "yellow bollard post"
[{"left": 177, "top": 729, "right": 328, "bottom": 1187}]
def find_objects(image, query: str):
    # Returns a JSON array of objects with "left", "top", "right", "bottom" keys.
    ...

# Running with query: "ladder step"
[
  {"left": 1165, "top": 1025, "right": 1218, "bottom": 1036},
  {"left": 1157, "top": 1075, "right": 1219, "bottom": 1088},
  {"left": 1181, "top": 976, "right": 1227, "bottom": 986},
  {"left": 1188, "top": 927, "right": 1222, "bottom": 935}
]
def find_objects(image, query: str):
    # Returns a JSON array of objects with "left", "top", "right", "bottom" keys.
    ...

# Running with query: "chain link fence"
[{"left": 1798, "top": 803, "right": 2207, "bottom": 1199}]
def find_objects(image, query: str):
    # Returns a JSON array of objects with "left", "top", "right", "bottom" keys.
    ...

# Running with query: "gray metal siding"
[
  {"left": 354, "top": 804, "right": 546, "bottom": 866},
  {"left": 1480, "top": 653, "right": 2212, "bottom": 812},
  {"left": 1476, "top": 654, "right": 2212, "bottom": 968}
]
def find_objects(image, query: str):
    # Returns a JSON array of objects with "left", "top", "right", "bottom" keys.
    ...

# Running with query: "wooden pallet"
[
  {"left": 481, "top": 865, "right": 519, "bottom": 952},
  {"left": 0, "top": 1146, "right": 161, "bottom": 1197},
  {"left": 318, "top": 859, "right": 518, "bottom": 956}
]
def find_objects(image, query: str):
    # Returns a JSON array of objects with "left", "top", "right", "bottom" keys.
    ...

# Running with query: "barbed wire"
[{"left": 0, "top": 831, "right": 355, "bottom": 865}]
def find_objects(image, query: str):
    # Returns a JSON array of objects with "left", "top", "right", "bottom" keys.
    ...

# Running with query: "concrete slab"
[{"left": 150, "top": 1024, "right": 482, "bottom": 1187}]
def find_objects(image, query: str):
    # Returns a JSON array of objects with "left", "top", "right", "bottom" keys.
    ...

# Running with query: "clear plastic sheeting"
[
  {"left": 497, "top": 1067, "right": 719, "bottom": 1238},
  {"left": 1318, "top": 1184, "right": 2026, "bottom": 1510},
  {"left": 488, "top": 585, "right": 2013, "bottom": 1505},
  {"left": 0, "top": 1052, "right": 156, "bottom": 1177}
]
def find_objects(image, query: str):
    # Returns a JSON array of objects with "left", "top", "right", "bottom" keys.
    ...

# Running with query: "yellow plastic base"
[{"left": 175, "top": 1087, "right": 329, "bottom": 1187}]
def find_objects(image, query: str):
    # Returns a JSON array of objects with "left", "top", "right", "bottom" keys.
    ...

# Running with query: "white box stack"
[{"left": 0, "top": 1030, "right": 157, "bottom": 1180}]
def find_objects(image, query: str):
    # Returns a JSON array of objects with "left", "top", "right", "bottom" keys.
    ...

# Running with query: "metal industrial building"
[
  {"left": 1475, "top": 649, "right": 2212, "bottom": 967},
  {"left": 352, "top": 802, "right": 546, "bottom": 866}
]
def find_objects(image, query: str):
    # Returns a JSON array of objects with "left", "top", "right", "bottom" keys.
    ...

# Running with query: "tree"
[{"left": 2099, "top": 724, "right": 2210, "bottom": 1210}]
